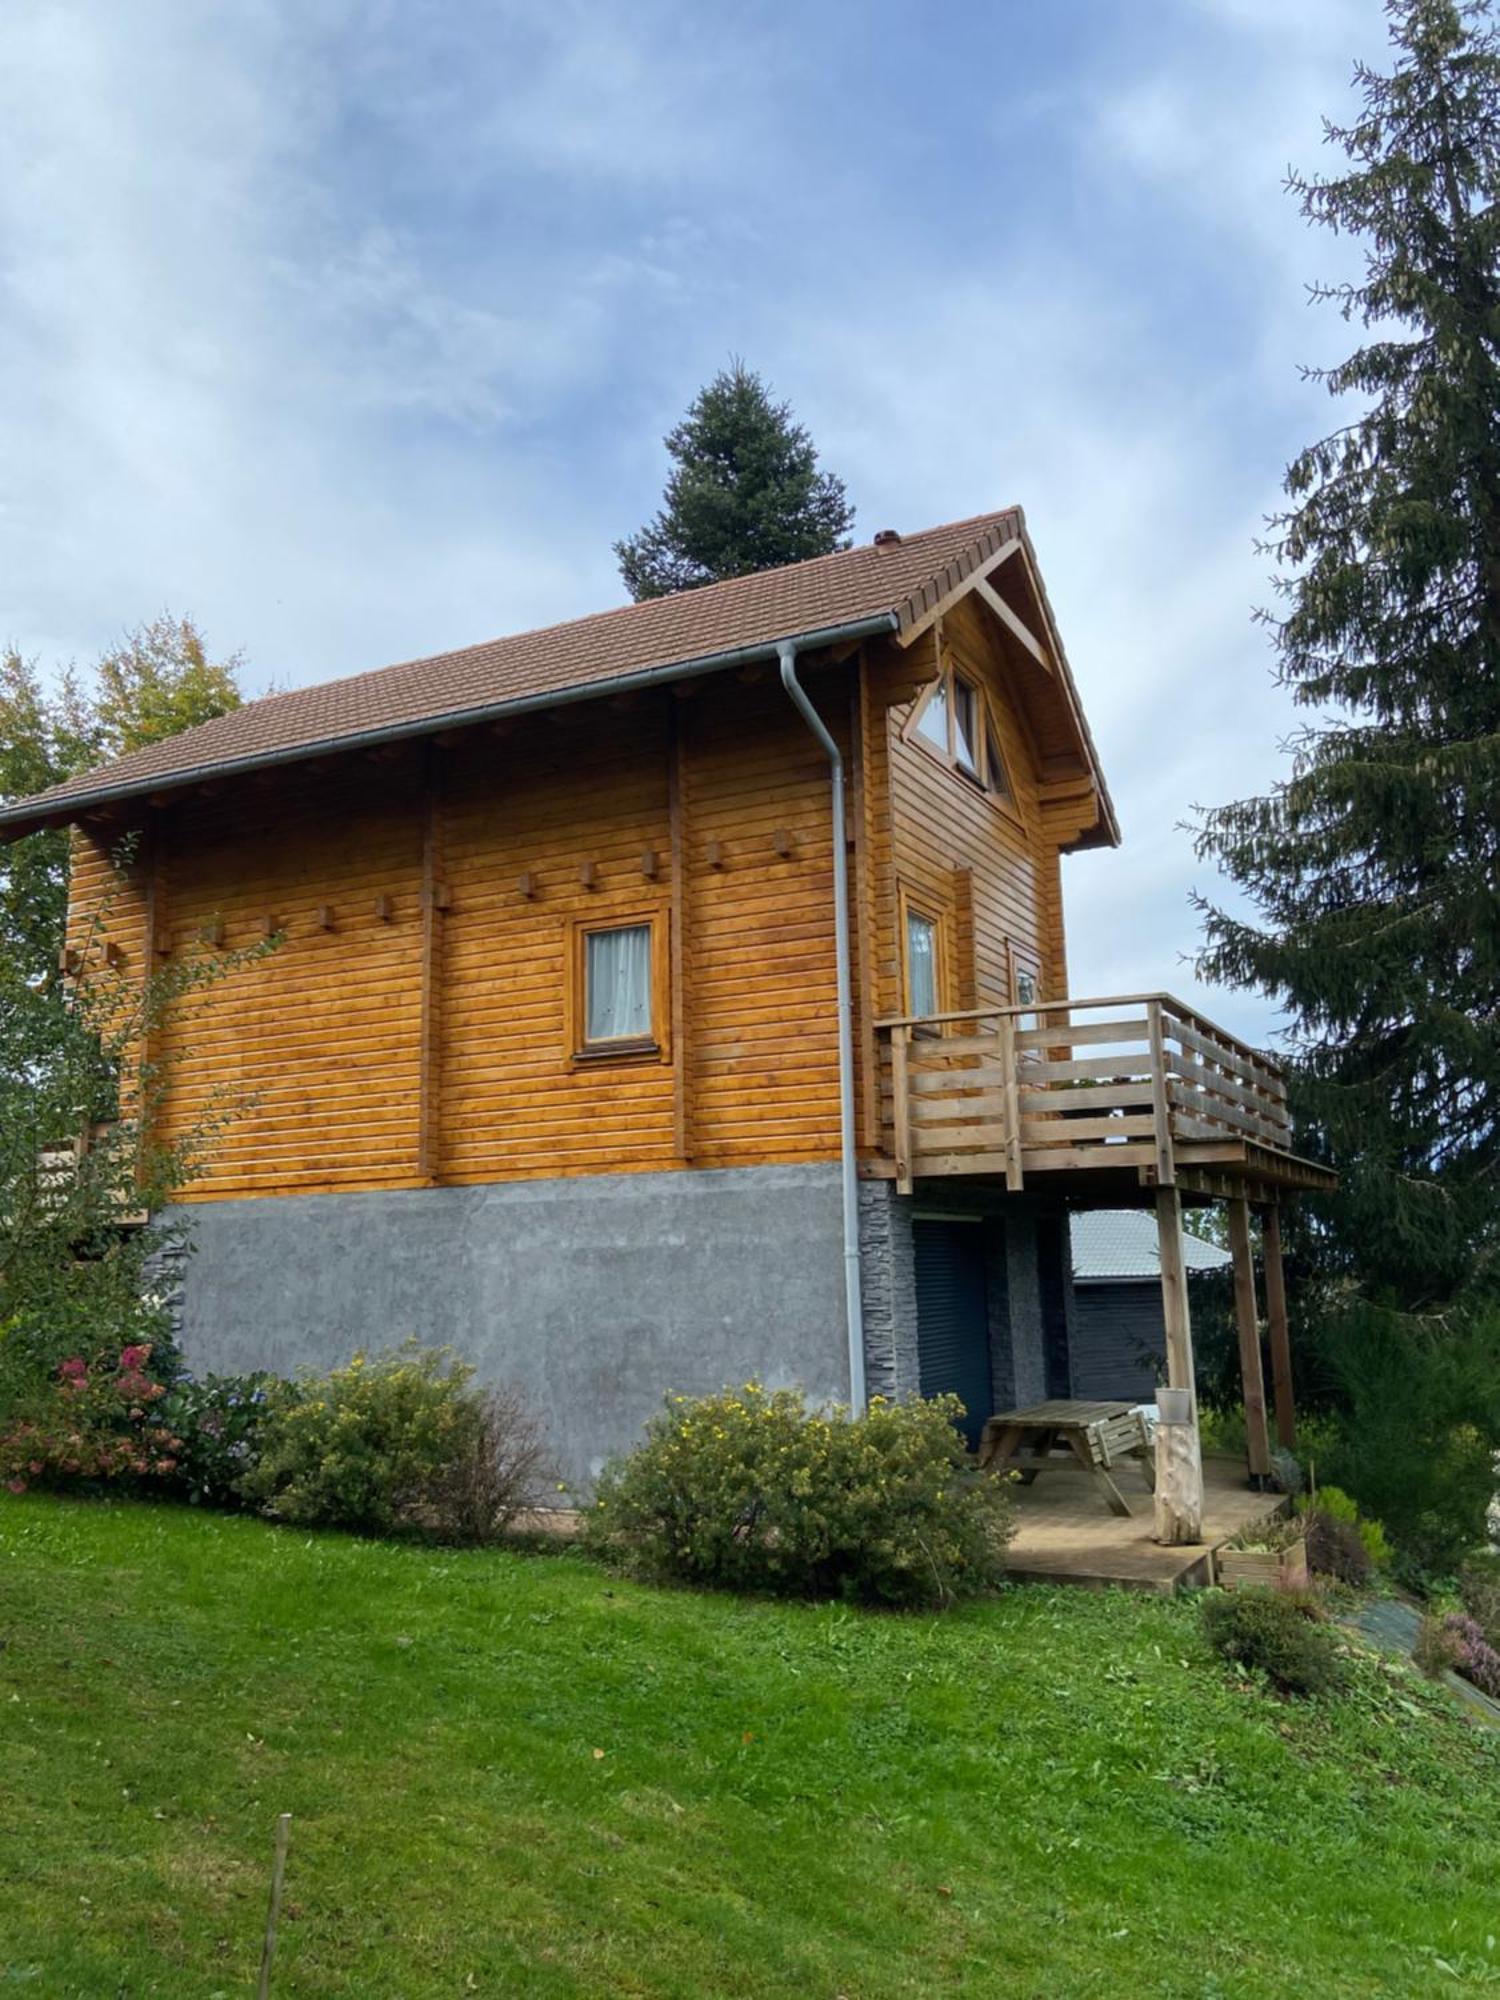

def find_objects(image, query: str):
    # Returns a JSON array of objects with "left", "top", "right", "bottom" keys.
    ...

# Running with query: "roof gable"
[{"left": 1, "top": 507, "right": 1113, "bottom": 839}]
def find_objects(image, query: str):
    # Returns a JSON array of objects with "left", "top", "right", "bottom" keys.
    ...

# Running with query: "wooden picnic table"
[{"left": 978, "top": 1398, "right": 1155, "bottom": 1518}]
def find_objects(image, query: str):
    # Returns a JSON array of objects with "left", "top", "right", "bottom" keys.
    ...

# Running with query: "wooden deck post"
[
  {"left": 1153, "top": 1183, "right": 1204, "bottom": 1544},
  {"left": 1260, "top": 1202, "right": 1297, "bottom": 1449},
  {"left": 997, "top": 1012, "right": 1023, "bottom": 1191},
  {"left": 891, "top": 1025, "right": 913, "bottom": 1195},
  {"left": 1227, "top": 1196, "right": 1272, "bottom": 1486}
]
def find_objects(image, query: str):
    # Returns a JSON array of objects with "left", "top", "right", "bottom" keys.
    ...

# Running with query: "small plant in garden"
[
  {"left": 1459, "top": 1552, "right": 1500, "bottom": 1650},
  {"left": 584, "top": 1384, "right": 1015, "bottom": 1610},
  {"left": 1417, "top": 1613, "right": 1500, "bottom": 1702},
  {"left": 1295, "top": 1485, "right": 1391, "bottom": 1585},
  {"left": 240, "top": 1345, "right": 545, "bottom": 1543},
  {"left": 1413, "top": 1612, "right": 1466, "bottom": 1683},
  {"left": 1303, "top": 1509, "right": 1372, "bottom": 1588},
  {"left": 0, "top": 1342, "right": 183, "bottom": 1493},
  {"left": 1201, "top": 1587, "right": 1347, "bottom": 1699},
  {"left": 158, "top": 1371, "right": 275, "bottom": 1506}
]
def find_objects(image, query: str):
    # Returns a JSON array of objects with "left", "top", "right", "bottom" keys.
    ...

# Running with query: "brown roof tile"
[{"left": 3, "top": 509, "right": 1025, "bottom": 827}]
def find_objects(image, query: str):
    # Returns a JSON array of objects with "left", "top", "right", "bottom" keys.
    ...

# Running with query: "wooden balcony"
[{"left": 877, "top": 994, "right": 1334, "bottom": 1200}]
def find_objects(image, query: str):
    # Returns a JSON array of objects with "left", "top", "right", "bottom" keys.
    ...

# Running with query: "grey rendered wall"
[{"left": 159, "top": 1164, "right": 851, "bottom": 1491}]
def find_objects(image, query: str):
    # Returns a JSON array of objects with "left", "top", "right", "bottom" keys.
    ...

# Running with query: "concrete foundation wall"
[{"left": 161, "top": 1164, "right": 851, "bottom": 1490}]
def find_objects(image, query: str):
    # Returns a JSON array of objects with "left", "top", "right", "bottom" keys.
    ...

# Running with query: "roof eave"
[{"left": 0, "top": 609, "right": 900, "bottom": 841}]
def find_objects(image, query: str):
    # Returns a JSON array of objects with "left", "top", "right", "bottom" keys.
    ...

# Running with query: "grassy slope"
[{"left": 1, "top": 1497, "right": 1498, "bottom": 1998}]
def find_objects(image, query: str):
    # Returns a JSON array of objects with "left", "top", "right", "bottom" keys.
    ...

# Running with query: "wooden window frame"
[
  {"left": 904, "top": 647, "right": 1022, "bottom": 823},
  {"left": 1007, "top": 938, "right": 1043, "bottom": 1011},
  {"left": 897, "top": 883, "right": 949, "bottom": 1025},
  {"left": 565, "top": 908, "right": 671, "bottom": 1070}
]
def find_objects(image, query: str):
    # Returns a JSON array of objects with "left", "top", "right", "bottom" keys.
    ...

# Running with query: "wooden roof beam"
[{"left": 975, "top": 574, "right": 1052, "bottom": 673}]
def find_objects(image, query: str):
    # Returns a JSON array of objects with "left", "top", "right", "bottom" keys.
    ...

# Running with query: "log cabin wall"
[
  {"left": 862, "top": 589, "right": 1065, "bottom": 1031},
  {"left": 66, "top": 669, "right": 857, "bottom": 1201}
]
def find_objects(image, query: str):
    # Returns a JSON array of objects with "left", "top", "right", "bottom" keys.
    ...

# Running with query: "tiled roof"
[
  {"left": 1070, "top": 1210, "right": 1232, "bottom": 1282},
  {"left": 1, "top": 509, "right": 1026, "bottom": 828}
]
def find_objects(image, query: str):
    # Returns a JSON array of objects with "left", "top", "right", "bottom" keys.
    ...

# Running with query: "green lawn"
[{"left": 2, "top": 1497, "right": 1498, "bottom": 1997}]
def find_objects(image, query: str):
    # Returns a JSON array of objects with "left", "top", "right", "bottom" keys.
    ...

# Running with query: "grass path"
[{"left": 2, "top": 1495, "right": 1498, "bottom": 1997}]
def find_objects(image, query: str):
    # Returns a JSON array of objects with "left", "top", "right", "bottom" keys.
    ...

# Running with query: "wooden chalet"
[{"left": 3, "top": 509, "right": 1332, "bottom": 1571}]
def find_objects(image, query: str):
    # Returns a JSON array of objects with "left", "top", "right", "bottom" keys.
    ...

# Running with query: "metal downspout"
[{"left": 778, "top": 639, "right": 867, "bottom": 1418}]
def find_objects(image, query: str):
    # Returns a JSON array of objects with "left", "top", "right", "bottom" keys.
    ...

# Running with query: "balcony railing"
[{"left": 877, "top": 994, "right": 1293, "bottom": 1194}]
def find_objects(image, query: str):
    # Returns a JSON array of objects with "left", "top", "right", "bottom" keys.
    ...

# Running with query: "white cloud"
[{"left": 0, "top": 0, "right": 1390, "bottom": 1048}]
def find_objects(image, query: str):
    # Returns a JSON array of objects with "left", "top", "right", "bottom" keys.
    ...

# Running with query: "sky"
[{"left": 0, "top": 0, "right": 1390, "bottom": 1045}]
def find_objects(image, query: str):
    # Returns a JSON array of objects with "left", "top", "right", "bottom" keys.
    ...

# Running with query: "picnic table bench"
[{"left": 978, "top": 1398, "right": 1155, "bottom": 1518}]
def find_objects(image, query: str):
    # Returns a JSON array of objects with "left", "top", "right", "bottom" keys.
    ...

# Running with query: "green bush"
[
  {"left": 1460, "top": 1552, "right": 1500, "bottom": 1649},
  {"left": 240, "top": 1346, "right": 545, "bottom": 1542},
  {"left": 158, "top": 1372, "right": 276, "bottom": 1507},
  {"left": 1303, "top": 1509, "right": 1372, "bottom": 1587},
  {"left": 1302, "top": 1484, "right": 1393, "bottom": 1569},
  {"left": 584, "top": 1385, "right": 1015, "bottom": 1609},
  {"left": 1414, "top": 1611, "right": 1466, "bottom": 1681},
  {"left": 1201, "top": 1588, "right": 1348, "bottom": 1698}
]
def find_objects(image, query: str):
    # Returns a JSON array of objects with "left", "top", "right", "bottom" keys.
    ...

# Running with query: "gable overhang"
[
  {"left": 0, "top": 610, "right": 900, "bottom": 843},
  {"left": 892, "top": 520, "right": 1120, "bottom": 852}
]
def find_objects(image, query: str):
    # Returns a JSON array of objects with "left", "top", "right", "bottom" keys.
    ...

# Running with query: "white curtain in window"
[
  {"left": 906, "top": 912, "right": 938, "bottom": 1017},
  {"left": 587, "top": 924, "right": 653, "bottom": 1041}
]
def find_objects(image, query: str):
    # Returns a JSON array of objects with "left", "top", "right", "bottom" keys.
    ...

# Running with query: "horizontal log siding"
[
  {"left": 438, "top": 704, "right": 677, "bottom": 1182},
  {"left": 63, "top": 677, "right": 847, "bottom": 1199},
  {"left": 868, "top": 590, "right": 1058, "bottom": 1023},
  {"left": 678, "top": 676, "right": 842, "bottom": 1165},
  {"left": 152, "top": 765, "right": 426, "bottom": 1195}
]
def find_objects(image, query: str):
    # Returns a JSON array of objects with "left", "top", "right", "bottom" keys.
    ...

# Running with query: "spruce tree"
[
  {"left": 616, "top": 361, "right": 854, "bottom": 600},
  {"left": 1195, "top": 0, "right": 1500, "bottom": 1307}
]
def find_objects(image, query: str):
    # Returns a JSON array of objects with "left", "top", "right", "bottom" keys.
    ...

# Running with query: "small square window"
[
  {"left": 916, "top": 680, "right": 949, "bottom": 753},
  {"left": 584, "top": 923, "right": 653, "bottom": 1044}
]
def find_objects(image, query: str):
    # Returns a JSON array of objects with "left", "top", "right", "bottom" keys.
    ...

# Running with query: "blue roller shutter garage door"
[{"left": 913, "top": 1219, "right": 992, "bottom": 1448}]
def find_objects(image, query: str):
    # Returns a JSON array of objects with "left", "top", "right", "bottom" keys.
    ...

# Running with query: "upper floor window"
[
  {"left": 916, "top": 678, "right": 949, "bottom": 754},
  {"left": 898, "top": 885, "right": 947, "bottom": 1021},
  {"left": 906, "top": 908, "right": 940, "bottom": 1017},
  {"left": 906, "top": 652, "right": 1016, "bottom": 811},
  {"left": 568, "top": 912, "right": 669, "bottom": 1065},
  {"left": 586, "top": 923, "right": 652, "bottom": 1043}
]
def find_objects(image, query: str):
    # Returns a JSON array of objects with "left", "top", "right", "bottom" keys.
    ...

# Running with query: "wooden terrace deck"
[{"left": 1004, "top": 1452, "right": 1289, "bottom": 1594}]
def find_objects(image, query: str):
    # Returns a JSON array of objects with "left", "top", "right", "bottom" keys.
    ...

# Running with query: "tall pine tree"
[
  {"left": 1196, "top": 0, "right": 1500, "bottom": 1307},
  {"left": 616, "top": 362, "right": 854, "bottom": 600}
]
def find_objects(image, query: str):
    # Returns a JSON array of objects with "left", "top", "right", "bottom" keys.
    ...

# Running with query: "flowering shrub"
[
  {"left": 0, "top": 1343, "right": 182, "bottom": 1494},
  {"left": 158, "top": 1372, "right": 275, "bottom": 1507},
  {"left": 239, "top": 1345, "right": 545, "bottom": 1542},
  {"left": 1441, "top": 1613, "right": 1500, "bottom": 1700},
  {"left": 584, "top": 1385, "right": 1015, "bottom": 1609}
]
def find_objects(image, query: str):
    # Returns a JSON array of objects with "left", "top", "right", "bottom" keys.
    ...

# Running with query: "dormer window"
[
  {"left": 905, "top": 651, "right": 1017, "bottom": 812},
  {"left": 952, "top": 677, "right": 979, "bottom": 776},
  {"left": 916, "top": 678, "right": 949, "bottom": 754}
]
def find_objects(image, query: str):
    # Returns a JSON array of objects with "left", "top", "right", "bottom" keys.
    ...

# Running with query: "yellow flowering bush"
[
  {"left": 240, "top": 1344, "right": 546, "bottom": 1541},
  {"left": 584, "top": 1384, "right": 1014, "bottom": 1608}
]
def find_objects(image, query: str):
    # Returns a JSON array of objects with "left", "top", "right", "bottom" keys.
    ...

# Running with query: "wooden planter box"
[{"left": 1214, "top": 1538, "right": 1308, "bottom": 1591}]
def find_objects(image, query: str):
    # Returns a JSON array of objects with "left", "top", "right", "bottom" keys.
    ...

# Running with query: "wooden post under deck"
[
  {"left": 1227, "top": 1196, "right": 1272, "bottom": 1486},
  {"left": 1153, "top": 1183, "right": 1205, "bottom": 1544},
  {"left": 1260, "top": 1202, "right": 1297, "bottom": 1449}
]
